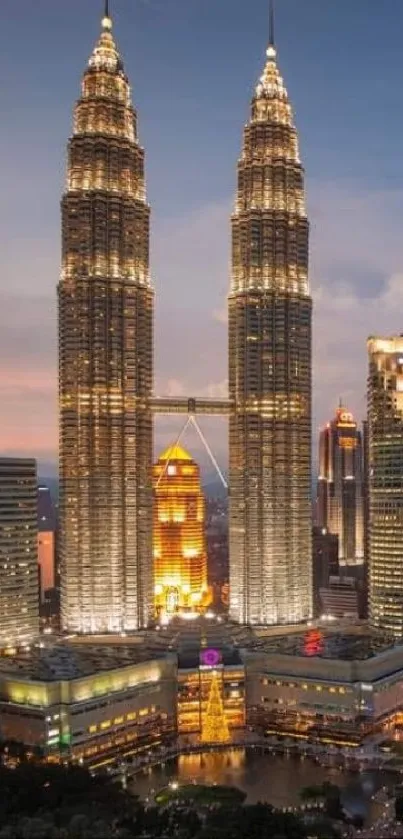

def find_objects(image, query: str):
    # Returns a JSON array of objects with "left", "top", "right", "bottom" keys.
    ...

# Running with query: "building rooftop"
[
  {"left": 157, "top": 444, "right": 192, "bottom": 462},
  {"left": 251, "top": 630, "right": 400, "bottom": 661},
  {"left": 0, "top": 642, "right": 166, "bottom": 682}
]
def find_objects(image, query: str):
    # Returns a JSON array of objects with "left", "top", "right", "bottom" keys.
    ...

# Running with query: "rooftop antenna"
[
  {"left": 269, "top": 0, "right": 275, "bottom": 47},
  {"left": 104, "top": 0, "right": 110, "bottom": 17}
]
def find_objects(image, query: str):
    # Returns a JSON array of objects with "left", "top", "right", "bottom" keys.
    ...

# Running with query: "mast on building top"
[
  {"left": 102, "top": 0, "right": 112, "bottom": 29},
  {"left": 267, "top": 0, "right": 277, "bottom": 60},
  {"left": 269, "top": 0, "right": 275, "bottom": 47}
]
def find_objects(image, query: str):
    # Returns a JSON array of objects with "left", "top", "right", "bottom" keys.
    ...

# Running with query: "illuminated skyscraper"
[
  {"left": 153, "top": 445, "right": 210, "bottom": 618},
  {"left": 0, "top": 459, "right": 39, "bottom": 646},
  {"left": 367, "top": 337, "right": 403, "bottom": 635},
  {"left": 317, "top": 405, "right": 364, "bottom": 567},
  {"left": 59, "top": 5, "right": 153, "bottom": 632},
  {"left": 228, "top": 10, "right": 312, "bottom": 624}
]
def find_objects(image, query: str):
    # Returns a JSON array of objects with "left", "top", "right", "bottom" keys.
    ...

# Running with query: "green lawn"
[{"left": 155, "top": 783, "right": 246, "bottom": 807}]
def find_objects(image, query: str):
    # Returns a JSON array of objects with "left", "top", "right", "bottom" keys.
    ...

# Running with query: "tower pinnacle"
[
  {"left": 102, "top": 0, "right": 112, "bottom": 30},
  {"left": 266, "top": 0, "right": 276, "bottom": 60},
  {"left": 269, "top": 0, "right": 275, "bottom": 47}
]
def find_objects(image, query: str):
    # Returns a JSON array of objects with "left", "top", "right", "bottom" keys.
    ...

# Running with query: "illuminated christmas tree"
[{"left": 200, "top": 672, "right": 230, "bottom": 743}]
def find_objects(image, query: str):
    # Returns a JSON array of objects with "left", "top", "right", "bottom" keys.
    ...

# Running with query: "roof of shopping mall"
[
  {"left": 0, "top": 642, "right": 169, "bottom": 682},
  {"left": 248, "top": 630, "right": 399, "bottom": 661},
  {"left": 0, "top": 617, "right": 401, "bottom": 684}
]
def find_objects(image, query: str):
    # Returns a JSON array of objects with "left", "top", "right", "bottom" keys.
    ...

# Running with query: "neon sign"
[{"left": 200, "top": 648, "right": 221, "bottom": 667}]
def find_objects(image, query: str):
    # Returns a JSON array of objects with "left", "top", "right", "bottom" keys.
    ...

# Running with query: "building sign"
[{"left": 200, "top": 648, "right": 221, "bottom": 668}]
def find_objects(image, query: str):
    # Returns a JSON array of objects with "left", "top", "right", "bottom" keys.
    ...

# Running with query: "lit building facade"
[
  {"left": 59, "top": 9, "right": 153, "bottom": 633},
  {"left": 228, "top": 26, "right": 312, "bottom": 624},
  {"left": 246, "top": 631, "right": 403, "bottom": 746},
  {"left": 0, "top": 459, "right": 39, "bottom": 647},
  {"left": 367, "top": 337, "right": 403, "bottom": 635},
  {"left": 153, "top": 445, "right": 210, "bottom": 617},
  {"left": 177, "top": 648, "right": 245, "bottom": 739},
  {"left": 317, "top": 406, "right": 364, "bottom": 567},
  {"left": 0, "top": 645, "right": 176, "bottom": 765}
]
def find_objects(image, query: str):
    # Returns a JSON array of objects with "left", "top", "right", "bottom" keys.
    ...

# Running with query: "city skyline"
[{"left": 2, "top": 0, "right": 403, "bottom": 475}]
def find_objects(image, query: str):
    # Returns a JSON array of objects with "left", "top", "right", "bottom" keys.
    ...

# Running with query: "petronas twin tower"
[
  {"left": 59, "top": 9, "right": 153, "bottom": 632},
  {"left": 59, "top": 5, "right": 312, "bottom": 633}
]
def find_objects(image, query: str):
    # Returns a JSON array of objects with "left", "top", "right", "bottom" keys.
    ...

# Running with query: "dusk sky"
[{"left": 1, "top": 0, "right": 403, "bottom": 477}]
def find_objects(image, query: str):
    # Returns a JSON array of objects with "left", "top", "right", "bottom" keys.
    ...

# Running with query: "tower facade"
[
  {"left": 59, "top": 9, "right": 153, "bottom": 633},
  {"left": 317, "top": 405, "right": 364, "bottom": 566},
  {"left": 0, "top": 459, "right": 39, "bottom": 646},
  {"left": 228, "top": 29, "right": 312, "bottom": 624},
  {"left": 153, "top": 445, "right": 210, "bottom": 618},
  {"left": 367, "top": 337, "right": 403, "bottom": 635}
]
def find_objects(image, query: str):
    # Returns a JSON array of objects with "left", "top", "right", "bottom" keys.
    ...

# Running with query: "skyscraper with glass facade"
[
  {"left": 59, "top": 7, "right": 153, "bottom": 633},
  {"left": 0, "top": 459, "right": 39, "bottom": 646},
  {"left": 317, "top": 405, "right": 364, "bottom": 567},
  {"left": 228, "top": 24, "right": 312, "bottom": 625},
  {"left": 367, "top": 337, "right": 403, "bottom": 635}
]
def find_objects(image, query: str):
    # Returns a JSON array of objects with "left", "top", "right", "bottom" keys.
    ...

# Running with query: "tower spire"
[
  {"left": 269, "top": 0, "right": 275, "bottom": 47},
  {"left": 102, "top": 0, "right": 112, "bottom": 30}
]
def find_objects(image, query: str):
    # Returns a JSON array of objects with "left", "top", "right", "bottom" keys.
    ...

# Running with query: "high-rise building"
[
  {"left": 362, "top": 419, "right": 370, "bottom": 618},
  {"left": 367, "top": 337, "right": 403, "bottom": 635},
  {"left": 312, "top": 526, "right": 338, "bottom": 618},
  {"left": 153, "top": 445, "right": 210, "bottom": 618},
  {"left": 0, "top": 459, "right": 39, "bottom": 646},
  {"left": 59, "top": 7, "right": 153, "bottom": 632},
  {"left": 37, "top": 485, "right": 56, "bottom": 602},
  {"left": 228, "top": 14, "right": 312, "bottom": 624},
  {"left": 317, "top": 405, "right": 364, "bottom": 567}
]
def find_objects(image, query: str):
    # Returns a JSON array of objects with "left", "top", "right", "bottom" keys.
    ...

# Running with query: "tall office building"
[
  {"left": 317, "top": 405, "right": 364, "bottom": 566},
  {"left": 0, "top": 459, "right": 39, "bottom": 646},
  {"left": 59, "top": 6, "right": 153, "bottom": 633},
  {"left": 153, "top": 445, "right": 210, "bottom": 619},
  {"left": 367, "top": 337, "right": 403, "bottom": 635},
  {"left": 312, "top": 526, "right": 338, "bottom": 618},
  {"left": 228, "top": 13, "right": 312, "bottom": 624}
]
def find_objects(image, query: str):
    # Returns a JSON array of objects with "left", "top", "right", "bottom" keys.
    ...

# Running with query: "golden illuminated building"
[
  {"left": 59, "top": 5, "right": 153, "bottom": 632},
  {"left": 367, "top": 337, "right": 403, "bottom": 635},
  {"left": 228, "top": 9, "right": 312, "bottom": 624},
  {"left": 317, "top": 405, "right": 364, "bottom": 566},
  {"left": 153, "top": 445, "right": 210, "bottom": 617}
]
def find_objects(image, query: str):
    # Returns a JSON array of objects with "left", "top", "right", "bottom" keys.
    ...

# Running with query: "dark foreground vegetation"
[{"left": 0, "top": 763, "right": 339, "bottom": 838}]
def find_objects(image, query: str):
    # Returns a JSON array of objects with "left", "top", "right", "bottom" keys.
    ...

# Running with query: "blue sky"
[{"left": 1, "top": 0, "right": 403, "bottom": 476}]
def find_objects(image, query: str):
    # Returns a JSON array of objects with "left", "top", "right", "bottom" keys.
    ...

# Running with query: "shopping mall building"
[{"left": 1, "top": 621, "right": 403, "bottom": 764}]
